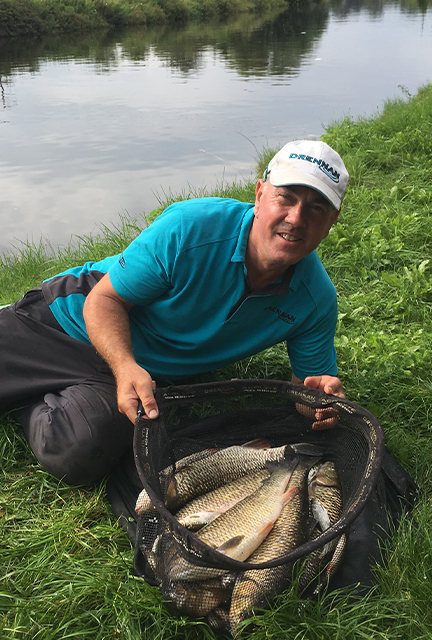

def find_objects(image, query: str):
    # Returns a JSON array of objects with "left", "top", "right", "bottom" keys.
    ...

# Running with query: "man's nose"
[{"left": 284, "top": 201, "right": 305, "bottom": 225}]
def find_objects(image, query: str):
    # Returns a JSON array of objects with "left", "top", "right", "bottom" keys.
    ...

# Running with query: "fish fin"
[
  {"left": 283, "top": 485, "right": 300, "bottom": 504},
  {"left": 307, "top": 463, "right": 322, "bottom": 488},
  {"left": 284, "top": 444, "right": 296, "bottom": 456},
  {"left": 290, "top": 442, "right": 325, "bottom": 457},
  {"left": 266, "top": 455, "right": 299, "bottom": 475},
  {"left": 242, "top": 438, "right": 271, "bottom": 449},
  {"left": 258, "top": 521, "right": 275, "bottom": 537},
  {"left": 217, "top": 535, "right": 245, "bottom": 554},
  {"left": 165, "top": 479, "right": 178, "bottom": 509}
]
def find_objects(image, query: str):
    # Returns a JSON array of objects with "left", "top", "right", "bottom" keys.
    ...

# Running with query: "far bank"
[{"left": 0, "top": 0, "right": 301, "bottom": 37}]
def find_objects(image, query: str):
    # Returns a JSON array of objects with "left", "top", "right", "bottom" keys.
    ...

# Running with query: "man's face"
[{"left": 249, "top": 181, "right": 340, "bottom": 274}]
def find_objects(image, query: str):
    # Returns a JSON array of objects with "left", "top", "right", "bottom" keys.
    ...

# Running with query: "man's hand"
[
  {"left": 115, "top": 362, "right": 159, "bottom": 423},
  {"left": 292, "top": 374, "right": 345, "bottom": 431},
  {"left": 303, "top": 374, "right": 345, "bottom": 398}
]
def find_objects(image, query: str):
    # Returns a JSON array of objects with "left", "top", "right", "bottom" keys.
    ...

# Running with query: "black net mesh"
[{"left": 133, "top": 379, "right": 385, "bottom": 632}]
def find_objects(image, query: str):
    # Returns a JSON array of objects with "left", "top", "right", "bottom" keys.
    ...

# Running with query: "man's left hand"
[{"left": 293, "top": 374, "right": 345, "bottom": 431}]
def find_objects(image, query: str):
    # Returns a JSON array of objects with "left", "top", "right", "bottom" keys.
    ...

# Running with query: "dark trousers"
[{"left": 0, "top": 289, "right": 134, "bottom": 486}]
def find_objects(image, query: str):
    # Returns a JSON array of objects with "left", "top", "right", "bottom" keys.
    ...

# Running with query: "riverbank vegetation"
[
  {"left": 0, "top": 0, "right": 293, "bottom": 38},
  {"left": 1, "top": 84, "right": 432, "bottom": 638},
  {"left": 1, "top": 0, "right": 429, "bottom": 39}
]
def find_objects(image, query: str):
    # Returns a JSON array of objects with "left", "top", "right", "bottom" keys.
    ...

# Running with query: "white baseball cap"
[{"left": 264, "top": 139, "right": 349, "bottom": 210}]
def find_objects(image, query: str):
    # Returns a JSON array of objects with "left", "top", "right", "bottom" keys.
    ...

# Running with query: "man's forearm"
[
  {"left": 83, "top": 274, "right": 159, "bottom": 422},
  {"left": 84, "top": 287, "right": 135, "bottom": 377}
]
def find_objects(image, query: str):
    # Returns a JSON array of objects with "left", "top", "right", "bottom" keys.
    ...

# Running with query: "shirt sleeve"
[
  {"left": 107, "top": 208, "right": 179, "bottom": 305},
  {"left": 286, "top": 286, "right": 338, "bottom": 380}
]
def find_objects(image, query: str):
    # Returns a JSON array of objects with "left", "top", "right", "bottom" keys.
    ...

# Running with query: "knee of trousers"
[{"left": 16, "top": 388, "right": 134, "bottom": 486}]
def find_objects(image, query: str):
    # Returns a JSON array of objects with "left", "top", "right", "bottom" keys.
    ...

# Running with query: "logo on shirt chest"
[{"left": 265, "top": 306, "right": 296, "bottom": 324}]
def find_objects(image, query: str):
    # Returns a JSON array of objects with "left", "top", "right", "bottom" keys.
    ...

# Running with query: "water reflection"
[
  {"left": 0, "top": 0, "right": 431, "bottom": 254},
  {"left": 0, "top": 5, "right": 330, "bottom": 79},
  {"left": 0, "top": 0, "right": 430, "bottom": 79}
]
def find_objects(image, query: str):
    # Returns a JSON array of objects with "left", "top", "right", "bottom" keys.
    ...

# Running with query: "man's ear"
[
  {"left": 254, "top": 179, "right": 265, "bottom": 208},
  {"left": 322, "top": 208, "right": 340, "bottom": 239},
  {"left": 330, "top": 208, "right": 340, "bottom": 226}
]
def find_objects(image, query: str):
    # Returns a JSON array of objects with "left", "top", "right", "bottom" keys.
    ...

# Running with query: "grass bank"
[
  {"left": 0, "top": 0, "right": 292, "bottom": 37},
  {"left": 1, "top": 84, "right": 432, "bottom": 638}
]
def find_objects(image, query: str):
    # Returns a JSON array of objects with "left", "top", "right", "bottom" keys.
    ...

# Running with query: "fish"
[
  {"left": 308, "top": 461, "right": 343, "bottom": 531},
  {"left": 228, "top": 456, "right": 319, "bottom": 632},
  {"left": 165, "top": 456, "right": 300, "bottom": 582},
  {"left": 298, "top": 460, "right": 346, "bottom": 595},
  {"left": 135, "top": 446, "right": 221, "bottom": 515},
  {"left": 207, "top": 605, "right": 231, "bottom": 630},
  {"left": 297, "top": 524, "right": 346, "bottom": 596},
  {"left": 164, "top": 578, "right": 230, "bottom": 617},
  {"left": 165, "top": 439, "right": 290, "bottom": 511},
  {"left": 175, "top": 468, "right": 270, "bottom": 530},
  {"left": 137, "top": 440, "right": 347, "bottom": 628},
  {"left": 135, "top": 488, "right": 155, "bottom": 516},
  {"left": 137, "top": 441, "right": 321, "bottom": 515},
  {"left": 324, "top": 532, "right": 346, "bottom": 579}
]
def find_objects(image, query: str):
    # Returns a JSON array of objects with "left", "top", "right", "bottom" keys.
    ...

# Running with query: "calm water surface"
[{"left": 1, "top": 0, "right": 432, "bottom": 254}]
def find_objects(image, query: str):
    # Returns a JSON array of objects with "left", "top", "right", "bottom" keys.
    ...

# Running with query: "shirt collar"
[
  {"left": 231, "top": 206, "right": 255, "bottom": 263},
  {"left": 231, "top": 206, "right": 298, "bottom": 294}
]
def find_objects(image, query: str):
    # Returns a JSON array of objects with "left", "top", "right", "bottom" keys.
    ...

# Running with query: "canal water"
[{"left": 1, "top": 0, "right": 431, "bottom": 254}]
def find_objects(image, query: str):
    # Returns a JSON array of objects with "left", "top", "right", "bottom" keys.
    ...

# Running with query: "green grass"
[{"left": 2, "top": 84, "right": 432, "bottom": 638}]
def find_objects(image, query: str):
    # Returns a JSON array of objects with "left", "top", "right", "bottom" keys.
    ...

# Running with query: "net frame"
[{"left": 133, "top": 378, "right": 385, "bottom": 575}]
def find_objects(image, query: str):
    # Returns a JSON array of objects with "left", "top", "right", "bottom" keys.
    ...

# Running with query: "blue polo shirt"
[{"left": 43, "top": 197, "right": 338, "bottom": 381}]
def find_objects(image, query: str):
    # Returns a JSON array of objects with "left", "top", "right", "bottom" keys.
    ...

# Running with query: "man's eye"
[{"left": 311, "top": 204, "right": 326, "bottom": 214}]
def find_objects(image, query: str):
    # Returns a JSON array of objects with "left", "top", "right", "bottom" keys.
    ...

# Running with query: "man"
[{"left": 0, "top": 139, "right": 349, "bottom": 485}]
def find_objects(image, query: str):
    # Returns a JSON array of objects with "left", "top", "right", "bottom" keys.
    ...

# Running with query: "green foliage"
[
  {"left": 0, "top": 0, "right": 44, "bottom": 36},
  {"left": 188, "top": 0, "right": 248, "bottom": 20},
  {"left": 0, "top": 0, "right": 288, "bottom": 35},
  {"left": 157, "top": 0, "right": 190, "bottom": 21},
  {"left": 94, "top": 0, "right": 128, "bottom": 26},
  {"left": 2, "top": 83, "right": 432, "bottom": 638}
]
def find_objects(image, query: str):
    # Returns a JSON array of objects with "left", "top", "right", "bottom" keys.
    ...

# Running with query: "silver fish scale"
[
  {"left": 228, "top": 460, "right": 312, "bottom": 630},
  {"left": 165, "top": 460, "right": 296, "bottom": 582},
  {"left": 298, "top": 462, "right": 345, "bottom": 596},
  {"left": 309, "top": 462, "right": 343, "bottom": 529},
  {"left": 166, "top": 443, "right": 287, "bottom": 510},
  {"left": 312, "top": 484, "right": 343, "bottom": 526},
  {"left": 135, "top": 447, "right": 219, "bottom": 515},
  {"left": 165, "top": 578, "right": 230, "bottom": 617},
  {"left": 175, "top": 468, "right": 270, "bottom": 529}
]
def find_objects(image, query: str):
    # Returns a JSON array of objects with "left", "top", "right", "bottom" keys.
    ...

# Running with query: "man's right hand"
[{"left": 115, "top": 362, "right": 159, "bottom": 423}]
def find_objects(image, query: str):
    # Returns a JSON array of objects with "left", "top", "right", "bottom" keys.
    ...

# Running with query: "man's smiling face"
[{"left": 247, "top": 180, "right": 340, "bottom": 280}]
